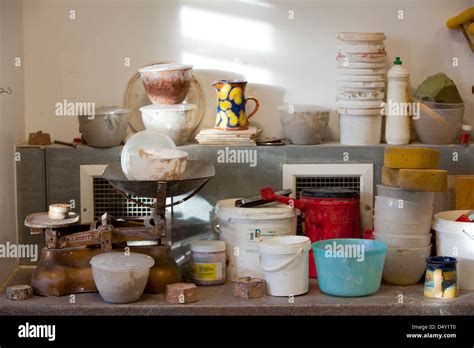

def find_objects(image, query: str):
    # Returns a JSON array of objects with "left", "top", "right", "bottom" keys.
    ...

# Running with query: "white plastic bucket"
[
  {"left": 214, "top": 199, "right": 297, "bottom": 281},
  {"left": 433, "top": 210, "right": 474, "bottom": 290},
  {"left": 339, "top": 114, "right": 382, "bottom": 145},
  {"left": 258, "top": 236, "right": 311, "bottom": 297}
]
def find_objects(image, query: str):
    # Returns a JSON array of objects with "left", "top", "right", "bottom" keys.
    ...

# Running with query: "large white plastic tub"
[
  {"left": 215, "top": 199, "right": 297, "bottom": 281},
  {"left": 433, "top": 210, "right": 474, "bottom": 290}
]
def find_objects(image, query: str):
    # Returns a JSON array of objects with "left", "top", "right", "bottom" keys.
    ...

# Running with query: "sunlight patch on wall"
[
  {"left": 180, "top": 7, "right": 273, "bottom": 53},
  {"left": 182, "top": 52, "right": 272, "bottom": 84}
]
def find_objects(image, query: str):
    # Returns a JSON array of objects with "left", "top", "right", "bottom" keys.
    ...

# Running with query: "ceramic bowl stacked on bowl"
[
  {"left": 139, "top": 63, "right": 199, "bottom": 146},
  {"left": 336, "top": 32, "right": 387, "bottom": 145},
  {"left": 373, "top": 185, "right": 435, "bottom": 285}
]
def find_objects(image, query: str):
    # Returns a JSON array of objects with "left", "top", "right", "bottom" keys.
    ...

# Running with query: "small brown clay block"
[
  {"left": 28, "top": 131, "right": 51, "bottom": 145},
  {"left": 6, "top": 285, "right": 33, "bottom": 300},
  {"left": 234, "top": 277, "right": 266, "bottom": 299},
  {"left": 166, "top": 283, "right": 198, "bottom": 304}
]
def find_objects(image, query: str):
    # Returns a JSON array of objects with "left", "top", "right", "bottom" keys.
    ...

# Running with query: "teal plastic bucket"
[{"left": 312, "top": 239, "right": 387, "bottom": 297}]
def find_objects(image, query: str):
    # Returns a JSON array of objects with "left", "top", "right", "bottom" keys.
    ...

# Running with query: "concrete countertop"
[{"left": 1, "top": 267, "right": 473, "bottom": 316}]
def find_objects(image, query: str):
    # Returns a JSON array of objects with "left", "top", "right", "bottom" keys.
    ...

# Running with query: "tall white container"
[
  {"left": 214, "top": 199, "right": 297, "bottom": 281},
  {"left": 433, "top": 210, "right": 474, "bottom": 290},
  {"left": 385, "top": 57, "right": 411, "bottom": 145}
]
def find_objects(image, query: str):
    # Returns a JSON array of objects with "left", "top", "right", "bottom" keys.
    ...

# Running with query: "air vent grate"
[
  {"left": 295, "top": 176, "right": 361, "bottom": 235},
  {"left": 93, "top": 177, "right": 154, "bottom": 219}
]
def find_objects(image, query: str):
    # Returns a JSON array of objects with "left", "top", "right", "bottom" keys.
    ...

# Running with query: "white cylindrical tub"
[
  {"left": 214, "top": 199, "right": 297, "bottom": 281},
  {"left": 339, "top": 114, "right": 382, "bottom": 145}
]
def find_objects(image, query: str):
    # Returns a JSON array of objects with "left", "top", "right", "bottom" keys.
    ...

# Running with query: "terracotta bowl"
[{"left": 139, "top": 63, "right": 193, "bottom": 105}]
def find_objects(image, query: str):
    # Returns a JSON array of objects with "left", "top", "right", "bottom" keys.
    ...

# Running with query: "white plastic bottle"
[{"left": 385, "top": 57, "right": 410, "bottom": 145}]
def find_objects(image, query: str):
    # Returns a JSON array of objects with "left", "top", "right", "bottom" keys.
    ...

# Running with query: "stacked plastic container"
[
  {"left": 336, "top": 32, "right": 387, "bottom": 145},
  {"left": 373, "top": 185, "right": 435, "bottom": 285}
]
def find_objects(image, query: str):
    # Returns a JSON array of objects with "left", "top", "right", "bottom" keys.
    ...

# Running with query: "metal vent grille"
[
  {"left": 93, "top": 178, "right": 154, "bottom": 219},
  {"left": 295, "top": 176, "right": 361, "bottom": 234}
]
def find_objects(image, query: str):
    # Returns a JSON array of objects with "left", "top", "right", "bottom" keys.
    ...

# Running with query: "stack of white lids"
[
  {"left": 336, "top": 32, "right": 387, "bottom": 145},
  {"left": 336, "top": 32, "right": 386, "bottom": 113}
]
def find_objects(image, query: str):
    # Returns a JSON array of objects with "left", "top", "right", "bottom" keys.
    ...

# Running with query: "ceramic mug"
[
  {"left": 212, "top": 80, "right": 259, "bottom": 130},
  {"left": 424, "top": 256, "right": 458, "bottom": 299}
]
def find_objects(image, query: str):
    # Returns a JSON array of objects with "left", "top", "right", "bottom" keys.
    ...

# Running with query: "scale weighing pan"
[{"left": 103, "top": 160, "right": 215, "bottom": 200}]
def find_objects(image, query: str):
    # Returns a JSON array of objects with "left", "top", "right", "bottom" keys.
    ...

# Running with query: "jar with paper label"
[{"left": 190, "top": 240, "right": 226, "bottom": 286}]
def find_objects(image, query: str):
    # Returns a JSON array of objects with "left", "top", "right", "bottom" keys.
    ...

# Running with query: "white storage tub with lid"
[
  {"left": 214, "top": 199, "right": 298, "bottom": 281},
  {"left": 433, "top": 210, "right": 474, "bottom": 290}
]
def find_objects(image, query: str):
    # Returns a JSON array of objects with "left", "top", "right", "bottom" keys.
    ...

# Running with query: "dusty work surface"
[{"left": 0, "top": 267, "right": 473, "bottom": 316}]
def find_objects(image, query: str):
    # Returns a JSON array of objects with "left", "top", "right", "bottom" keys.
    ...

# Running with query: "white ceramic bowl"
[
  {"left": 373, "top": 232, "right": 432, "bottom": 248},
  {"left": 129, "top": 148, "right": 188, "bottom": 181},
  {"left": 140, "top": 104, "right": 199, "bottom": 146},
  {"left": 382, "top": 245, "right": 432, "bottom": 285},
  {"left": 90, "top": 252, "right": 154, "bottom": 303}
]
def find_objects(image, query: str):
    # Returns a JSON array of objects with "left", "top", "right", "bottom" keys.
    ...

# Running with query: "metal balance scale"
[{"left": 25, "top": 161, "right": 215, "bottom": 296}]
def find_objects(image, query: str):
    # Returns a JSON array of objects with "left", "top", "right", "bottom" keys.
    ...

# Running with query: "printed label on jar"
[{"left": 191, "top": 262, "right": 223, "bottom": 281}]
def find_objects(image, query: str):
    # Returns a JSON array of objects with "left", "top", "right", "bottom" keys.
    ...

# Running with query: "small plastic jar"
[
  {"left": 190, "top": 240, "right": 226, "bottom": 286},
  {"left": 459, "top": 124, "right": 472, "bottom": 146}
]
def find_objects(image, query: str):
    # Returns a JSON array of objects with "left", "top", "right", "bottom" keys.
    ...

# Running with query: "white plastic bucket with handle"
[
  {"left": 258, "top": 236, "right": 311, "bottom": 297},
  {"left": 214, "top": 199, "right": 297, "bottom": 281},
  {"left": 433, "top": 210, "right": 474, "bottom": 290}
]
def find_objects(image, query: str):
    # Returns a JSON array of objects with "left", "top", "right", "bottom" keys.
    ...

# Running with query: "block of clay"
[
  {"left": 6, "top": 285, "right": 33, "bottom": 300},
  {"left": 382, "top": 167, "right": 448, "bottom": 192},
  {"left": 384, "top": 147, "right": 440, "bottom": 169},
  {"left": 234, "top": 277, "right": 266, "bottom": 299},
  {"left": 166, "top": 283, "right": 198, "bottom": 304}
]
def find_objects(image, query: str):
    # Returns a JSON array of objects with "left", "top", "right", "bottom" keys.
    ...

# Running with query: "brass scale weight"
[{"left": 25, "top": 161, "right": 215, "bottom": 296}]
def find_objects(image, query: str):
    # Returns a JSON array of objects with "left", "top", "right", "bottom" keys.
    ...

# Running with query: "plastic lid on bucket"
[
  {"left": 258, "top": 236, "right": 311, "bottom": 255},
  {"left": 90, "top": 252, "right": 154, "bottom": 272},
  {"left": 216, "top": 199, "right": 297, "bottom": 221}
]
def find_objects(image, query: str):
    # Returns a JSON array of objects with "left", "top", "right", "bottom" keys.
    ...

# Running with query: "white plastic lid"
[
  {"left": 90, "top": 252, "right": 154, "bottom": 272},
  {"left": 258, "top": 235, "right": 311, "bottom": 255},
  {"left": 462, "top": 124, "right": 473, "bottom": 132},
  {"left": 191, "top": 240, "right": 226, "bottom": 253},
  {"left": 138, "top": 63, "right": 193, "bottom": 73},
  {"left": 140, "top": 103, "right": 197, "bottom": 112},
  {"left": 216, "top": 199, "right": 298, "bottom": 221}
]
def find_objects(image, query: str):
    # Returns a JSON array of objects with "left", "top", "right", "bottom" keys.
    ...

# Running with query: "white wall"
[
  {"left": 0, "top": 0, "right": 25, "bottom": 282},
  {"left": 22, "top": 0, "right": 474, "bottom": 142}
]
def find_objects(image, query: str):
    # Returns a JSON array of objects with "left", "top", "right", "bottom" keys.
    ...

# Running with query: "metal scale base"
[{"left": 28, "top": 161, "right": 215, "bottom": 296}]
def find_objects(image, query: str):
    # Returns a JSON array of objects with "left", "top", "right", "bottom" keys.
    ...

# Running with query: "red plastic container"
[
  {"left": 260, "top": 187, "right": 361, "bottom": 277},
  {"left": 300, "top": 189, "right": 360, "bottom": 277}
]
